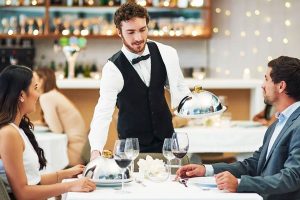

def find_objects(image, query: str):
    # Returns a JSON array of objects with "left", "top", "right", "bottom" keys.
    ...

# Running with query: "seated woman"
[
  {"left": 253, "top": 104, "right": 276, "bottom": 126},
  {"left": 0, "top": 65, "right": 96, "bottom": 199},
  {"left": 34, "top": 67, "right": 87, "bottom": 166}
]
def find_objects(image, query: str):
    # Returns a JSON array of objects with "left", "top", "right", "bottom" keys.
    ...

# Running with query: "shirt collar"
[
  {"left": 121, "top": 44, "right": 150, "bottom": 64},
  {"left": 276, "top": 101, "right": 300, "bottom": 122}
]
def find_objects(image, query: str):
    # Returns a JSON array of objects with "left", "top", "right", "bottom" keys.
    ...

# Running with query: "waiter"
[{"left": 89, "top": 2, "right": 190, "bottom": 160}]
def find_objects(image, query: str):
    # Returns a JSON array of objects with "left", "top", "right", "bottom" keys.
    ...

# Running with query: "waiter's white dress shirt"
[{"left": 89, "top": 40, "right": 190, "bottom": 152}]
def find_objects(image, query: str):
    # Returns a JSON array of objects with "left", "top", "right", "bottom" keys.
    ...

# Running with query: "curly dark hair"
[
  {"left": 268, "top": 56, "right": 300, "bottom": 101},
  {"left": 114, "top": 2, "right": 150, "bottom": 30},
  {"left": 0, "top": 65, "right": 47, "bottom": 170}
]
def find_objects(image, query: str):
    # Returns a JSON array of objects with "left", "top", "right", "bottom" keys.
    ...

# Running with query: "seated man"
[{"left": 176, "top": 56, "right": 300, "bottom": 200}]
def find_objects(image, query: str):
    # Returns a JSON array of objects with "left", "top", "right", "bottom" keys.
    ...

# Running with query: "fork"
[{"left": 178, "top": 178, "right": 188, "bottom": 187}]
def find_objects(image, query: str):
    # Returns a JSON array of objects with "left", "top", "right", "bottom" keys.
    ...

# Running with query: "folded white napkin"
[{"left": 137, "top": 155, "right": 166, "bottom": 178}]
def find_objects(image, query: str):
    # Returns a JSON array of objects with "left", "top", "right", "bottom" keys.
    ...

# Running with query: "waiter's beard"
[{"left": 121, "top": 35, "right": 147, "bottom": 54}]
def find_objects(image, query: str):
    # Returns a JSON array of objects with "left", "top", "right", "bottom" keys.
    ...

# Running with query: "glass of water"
[
  {"left": 162, "top": 138, "right": 175, "bottom": 177},
  {"left": 125, "top": 138, "right": 139, "bottom": 175}
]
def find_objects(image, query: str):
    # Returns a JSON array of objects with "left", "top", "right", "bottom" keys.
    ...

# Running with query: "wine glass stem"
[
  {"left": 122, "top": 169, "right": 125, "bottom": 192},
  {"left": 131, "top": 160, "right": 134, "bottom": 176},
  {"left": 167, "top": 159, "right": 171, "bottom": 180}
]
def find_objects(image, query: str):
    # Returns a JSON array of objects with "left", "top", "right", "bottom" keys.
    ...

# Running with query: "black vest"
[{"left": 109, "top": 42, "right": 174, "bottom": 148}]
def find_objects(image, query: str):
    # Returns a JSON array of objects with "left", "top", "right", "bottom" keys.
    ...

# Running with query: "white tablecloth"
[
  {"left": 35, "top": 132, "right": 69, "bottom": 173},
  {"left": 62, "top": 177, "right": 262, "bottom": 200},
  {"left": 176, "top": 123, "right": 267, "bottom": 153}
]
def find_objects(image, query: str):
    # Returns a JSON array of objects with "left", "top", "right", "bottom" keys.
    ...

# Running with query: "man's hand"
[
  {"left": 176, "top": 164, "right": 206, "bottom": 179},
  {"left": 215, "top": 171, "right": 238, "bottom": 192},
  {"left": 90, "top": 150, "right": 101, "bottom": 161}
]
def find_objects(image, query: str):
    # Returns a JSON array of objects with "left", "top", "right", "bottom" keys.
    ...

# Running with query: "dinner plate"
[
  {"left": 188, "top": 177, "right": 217, "bottom": 188},
  {"left": 94, "top": 178, "right": 133, "bottom": 187},
  {"left": 34, "top": 125, "right": 50, "bottom": 132}
]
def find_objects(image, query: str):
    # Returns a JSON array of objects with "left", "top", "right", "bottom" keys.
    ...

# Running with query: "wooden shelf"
[
  {"left": 0, "top": 34, "right": 49, "bottom": 39},
  {"left": 0, "top": 6, "right": 45, "bottom": 11},
  {"left": 47, "top": 5, "right": 210, "bottom": 13},
  {"left": 0, "top": 0, "right": 211, "bottom": 40},
  {"left": 0, "top": 5, "right": 45, "bottom": 7},
  {"left": 0, "top": 33, "right": 212, "bottom": 39}
]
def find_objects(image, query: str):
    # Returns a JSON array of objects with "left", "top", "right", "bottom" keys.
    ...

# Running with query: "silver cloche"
[
  {"left": 175, "top": 86, "right": 227, "bottom": 118},
  {"left": 83, "top": 153, "right": 130, "bottom": 180}
]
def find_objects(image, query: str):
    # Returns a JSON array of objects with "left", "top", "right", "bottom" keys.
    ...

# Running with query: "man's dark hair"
[
  {"left": 268, "top": 56, "right": 300, "bottom": 101},
  {"left": 114, "top": 2, "right": 150, "bottom": 30}
]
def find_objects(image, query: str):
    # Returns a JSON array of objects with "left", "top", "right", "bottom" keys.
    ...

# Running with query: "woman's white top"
[{"left": 10, "top": 123, "right": 41, "bottom": 185}]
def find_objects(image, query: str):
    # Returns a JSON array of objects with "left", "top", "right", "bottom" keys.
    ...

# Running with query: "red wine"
[
  {"left": 115, "top": 158, "right": 132, "bottom": 168},
  {"left": 172, "top": 151, "right": 187, "bottom": 158}
]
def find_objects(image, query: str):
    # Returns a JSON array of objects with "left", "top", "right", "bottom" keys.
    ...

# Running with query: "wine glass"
[
  {"left": 171, "top": 132, "right": 189, "bottom": 167},
  {"left": 113, "top": 139, "right": 132, "bottom": 193},
  {"left": 125, "top": 138, "right": 139, "bottom": 176},
  {"left": 163, "top": 138, "right": 175, "bottom": 178}
]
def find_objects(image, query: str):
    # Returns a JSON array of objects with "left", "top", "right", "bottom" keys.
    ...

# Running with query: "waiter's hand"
[
  {"left": 215, "top": 171, "right": 238, "bottom": 192},
  {"left": 90, "top": 150, "right": 101, "bottom": 161}
]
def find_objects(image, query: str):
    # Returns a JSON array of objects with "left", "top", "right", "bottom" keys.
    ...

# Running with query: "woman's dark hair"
[
  {"left": 35, "top": 67, "right": 57, "bottom": 93},
  {"left": 268, "top": 56, "right": 300, "bottom": 101},
  {"left": 114, "top": 2, "right": 150, "bottom": 30},
  {"left": 0, "top": 65, "right": 47, "bottom": 170}
]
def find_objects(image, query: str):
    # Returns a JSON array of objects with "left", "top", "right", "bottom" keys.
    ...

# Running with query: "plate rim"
[
  {"left": 93, "top": 178, "right": 133, "bottom": 184},
  {"left": 188, "top": 176, "right": 217, "bottom": 186}
]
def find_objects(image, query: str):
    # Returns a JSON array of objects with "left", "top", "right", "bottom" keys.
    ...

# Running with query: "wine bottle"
[{"left": 50, "top": 60, "right": 56, "bottom": 71}]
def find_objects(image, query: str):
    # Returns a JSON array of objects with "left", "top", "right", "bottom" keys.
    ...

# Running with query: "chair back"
[{"left": 0, "top": 176, "right": 11, "bottom": 200}]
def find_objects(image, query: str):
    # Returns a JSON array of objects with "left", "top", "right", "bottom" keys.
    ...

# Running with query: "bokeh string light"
[{"left": 210, "top": 0, "right": 294, "bottom": 78}]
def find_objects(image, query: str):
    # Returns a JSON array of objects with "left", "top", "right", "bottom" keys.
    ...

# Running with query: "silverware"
[
  {"left": 135, "top": 178, "right": 146, "bottom": 187},
  {"left": 178, "top": 178, "right": 188, "bottom": 187}
]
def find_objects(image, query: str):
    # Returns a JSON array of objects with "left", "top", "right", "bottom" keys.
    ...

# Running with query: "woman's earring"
[{"left": 20, "top": 98, "right": 24, "bottom": 102}]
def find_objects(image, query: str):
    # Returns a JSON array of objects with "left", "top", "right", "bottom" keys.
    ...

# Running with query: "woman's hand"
[
  {"left": 68, "top": 177, "right": 96, "bottom": 192},
  {"left": 63, "top": 165, "right": 85, "bottom": 179}
]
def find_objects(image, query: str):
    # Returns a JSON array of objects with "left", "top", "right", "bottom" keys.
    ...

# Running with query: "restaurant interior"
[{"left": 0, "top": 0, "right": 299, "bottom": 199}]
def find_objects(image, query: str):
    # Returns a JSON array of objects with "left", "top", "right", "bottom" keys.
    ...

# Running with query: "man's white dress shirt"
[{"left": 89, "top": 40, "right": 190, "bottom": 152}]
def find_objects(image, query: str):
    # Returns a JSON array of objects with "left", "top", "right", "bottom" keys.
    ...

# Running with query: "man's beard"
[
  {"left": 263, "top": 95, "right": 274, "bottom": 106},
  {"left": 121, "top": 34, "right": 147, "bottom": 54}
]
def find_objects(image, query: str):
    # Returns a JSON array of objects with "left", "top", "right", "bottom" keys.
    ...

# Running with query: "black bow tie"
[{"left": 132, "top": 54, "right": 151, "bottom": 65}]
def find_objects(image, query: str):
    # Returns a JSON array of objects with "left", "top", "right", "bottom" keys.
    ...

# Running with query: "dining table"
[
  {"left": 175, "top": 121, "right": 267, "bottom": 161},
  {"left": 34, "top": 129, "right": 69, "bottom": 173},
  {"left": 62, "top": 176, "right": 263, "bottom": 200}
]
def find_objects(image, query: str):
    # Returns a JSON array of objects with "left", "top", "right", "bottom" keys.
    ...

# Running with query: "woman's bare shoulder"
[
  {"left": 0, "top": 125, "right": 24, "bottom": 159},
  {"left": 0, "top": 124, "right": 21, "bottom": 142}
]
